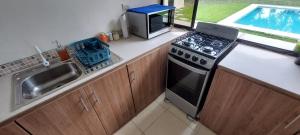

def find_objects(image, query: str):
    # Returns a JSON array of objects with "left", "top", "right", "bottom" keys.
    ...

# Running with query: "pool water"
[{"left": 236, "top": 7, "right": 300, "bottom": 34}]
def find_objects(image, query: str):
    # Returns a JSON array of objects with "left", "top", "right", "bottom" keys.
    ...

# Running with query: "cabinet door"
[
  {"left": 200, "top": 68, "right": 300, "bottom": 135},
  {"left": 127, "top": 48, "right": 163, "bottom": 113},
  {"left": 86, "top": 66, "right": 135, "bottom": 135},
  {"left": 0, "top": 122, "right": 29, "bottom": 135},
  {"left": 16, "top": 86, "right": 107, "bottom": 135},
  {"left": 160, "top": 43, "right": 170, "bottom": 90},
  {"left": 270, "top": 106, "right": 300, "bottom": 135}
]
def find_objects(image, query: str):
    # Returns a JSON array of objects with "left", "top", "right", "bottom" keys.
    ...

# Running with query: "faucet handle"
[
  {"left": 34, "top": 46, "right": 50, "bottom": 67},
  {"left": 42, "top": 59, "right": 50, "bottom": 67}
]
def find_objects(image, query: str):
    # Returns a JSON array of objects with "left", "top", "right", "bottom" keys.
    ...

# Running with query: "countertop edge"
[
  {"left": 0, "top": 30, "right": 185, "bottom": 124},
  {"left": 218, "top": 65, "right": 300, "bottom": 100}
]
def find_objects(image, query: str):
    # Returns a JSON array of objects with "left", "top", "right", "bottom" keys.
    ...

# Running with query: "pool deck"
[{"left": 218, "top": 4, "right": 300, "bottom": 40}]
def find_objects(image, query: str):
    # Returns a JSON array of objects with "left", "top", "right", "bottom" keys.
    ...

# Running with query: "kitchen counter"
[
  {"left": 0, "top": 29, "right": 186, "bottom": 123},
  {"left": 219, "top": 43, "right": 300, "bottom": 99},
  {"left": 1, "top": 28, "right": 299, "bottom": 123}
]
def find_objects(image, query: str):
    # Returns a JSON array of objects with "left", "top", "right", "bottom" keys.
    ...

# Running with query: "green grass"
[
  {"left": 174, "top": 6, "right": 193, "bottom": 21},
  {"left": 240, "top": 29, "right": 298, "bottom": 43},
  {"left": 174, "top": 0, "right": 300, "bottom": 43},
  {"left": 197, "top": 3, "right": 249, "bottom": 22}
]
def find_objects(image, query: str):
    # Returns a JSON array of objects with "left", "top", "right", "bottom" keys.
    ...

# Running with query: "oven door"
[{"left": 167, "top": 55, "right": 209, "bottom": 107}]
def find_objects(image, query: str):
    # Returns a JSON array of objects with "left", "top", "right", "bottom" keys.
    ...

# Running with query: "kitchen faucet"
[{"left": 34, "top": 46, "right": 50, "bottom": 67}]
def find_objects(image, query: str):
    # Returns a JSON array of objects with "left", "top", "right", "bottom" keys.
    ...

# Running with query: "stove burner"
[
  {"left": 183, "top": 41, "right": 191, "bottom": 47},
  {"left": 211, "top": 40, "right": 224, "bottom": 48},
  {"left": 193, "top": 35, "right": 203, "bottom": 43},
  {"left": 203, "top": 46, "right": 214, "bottom": 53},
  {"left": 172, "top": 31, "right": 233, "bottom": 57}
]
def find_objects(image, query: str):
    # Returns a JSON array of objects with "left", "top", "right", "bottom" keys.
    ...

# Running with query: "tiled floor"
[{"left": 114, "top": 93, "right": 216, "bottom": 135}]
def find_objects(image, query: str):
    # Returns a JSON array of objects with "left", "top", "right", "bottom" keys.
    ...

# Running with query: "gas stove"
[
  {"left": 169, "top": 24, "right": 238, "bottom": 69},
  {"left": 166, "top": 22, "right": 239, "bottom": 119},
  {"left": 173, "top": 31, "right": 232, "bottom": 57}
]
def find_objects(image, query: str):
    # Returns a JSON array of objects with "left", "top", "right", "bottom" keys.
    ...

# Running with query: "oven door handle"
[{"left": 168, "top": 55, "right": 208, "bottom": 75}]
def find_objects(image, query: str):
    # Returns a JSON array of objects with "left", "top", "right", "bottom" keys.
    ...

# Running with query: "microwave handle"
[
  {"left": 168, "top": 55, "right": 208, "bottom": 75},
  {"left": 169, "top": 10, "right": 175, "bottom": 25}
]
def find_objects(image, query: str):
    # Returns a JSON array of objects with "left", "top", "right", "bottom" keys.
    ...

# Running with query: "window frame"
[{"left": 161, "top": 0, "right": 199, "bottom": 29}]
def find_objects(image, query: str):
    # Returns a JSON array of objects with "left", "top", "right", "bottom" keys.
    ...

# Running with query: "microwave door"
[{"left": 167, "top": 56, "right": 209, "bottom": 106}]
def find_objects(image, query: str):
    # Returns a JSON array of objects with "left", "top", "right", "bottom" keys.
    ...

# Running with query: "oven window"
[
  {"left": 149, "top": 10, "right": 173, "bottom": 33},
  {"left": 167, "top": 60, "right": 207, "bottom": 106}
]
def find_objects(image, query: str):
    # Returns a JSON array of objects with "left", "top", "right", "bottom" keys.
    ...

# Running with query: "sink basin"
[{"left": 13, "top": 62, "right": 82, "bottom": 105}]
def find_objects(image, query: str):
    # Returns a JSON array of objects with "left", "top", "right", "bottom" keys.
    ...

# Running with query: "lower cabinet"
[
  {"left": 159, "top": 42, "right": 170, "bottom": 90},
  {"left": 86, "top": 66, "right": 136, "bottom": 135},
  {"left": 200, "top": 68, "right": 300, "bottom": 135},
  {"left": 16, "top": 86, "right": 107, "bottom": 135},
  {"left": 0, "top": 122, "right": 28, "bottom": 135},
  {"left": 2, "top": 44, "right": 171, "bottom": 135},
  {"left": 127, "top": 48, "right": 164, "bottom": 113},
  {"left": 270, "top": 106, "right": 300, "bottom": 135}
]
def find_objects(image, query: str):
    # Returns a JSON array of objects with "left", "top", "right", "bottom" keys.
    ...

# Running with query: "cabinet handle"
[
  {"left": 92, "top": 90, "right": 101, "bottom": 103},
  {"left": 80, "top": 97, "right": 89, "bottom": 112},
  {"left": 285, "top": 114, "right": 300, "bottom": 129},
  {"left": 293, "top": 130, "right": 300, "bottom": 135},
  {"left": 129, "top": 71, "right": 135, "bottom": 82},
  {"left": 88, "top": 86, "right": 101, "bottom": 104}
]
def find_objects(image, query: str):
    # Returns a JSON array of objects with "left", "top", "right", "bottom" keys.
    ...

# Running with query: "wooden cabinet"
[
  {"left": 1, "top": 43, "right": 172, "bottom": 135},
  {"left": 16, "top": 86, "right": 107, "bottom": 135},
  {"left": 269, "top": 106, "right": 300, "bottom": 135},
  {"left": 200, "top": 68, "right": 300, "bottom": 135},
  {"left": 0, "top": 122, "right": 28, "bottom": 135},
  {"left": 86, "top": 66, "right": 135, "bottom": 135},
  {"left": 127, "top": 48, "right": 164, "bottom": 112}
]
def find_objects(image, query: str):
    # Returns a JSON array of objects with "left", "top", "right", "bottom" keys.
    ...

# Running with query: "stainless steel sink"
[{"left": 13, "top": 62, "right": 82, "bottom": 106}]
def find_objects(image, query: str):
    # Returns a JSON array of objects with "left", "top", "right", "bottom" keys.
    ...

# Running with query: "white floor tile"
[
  {"left": 144, "top": 111, "right": 198, "bottom": 135},
  {"left": 132, "top": 101, "right": 166, "bottom": 131},
  {"left": 195, "top": 123, "right": 216, "bottom": 135},
  {"left": 114, "top": 92, "right": 216, "bottom": 135},
  {"left": 154, "top": 93, "right": 172, "bottom": 109},
  {"left": 113, "top": 121, "right": 143, "bottom": 135},
  {"left": 167, "top": 104, "right": 199, "bottom": 130}
]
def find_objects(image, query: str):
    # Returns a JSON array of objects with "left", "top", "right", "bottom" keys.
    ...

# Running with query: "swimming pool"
[
  {"left": 219, "top": 4, "right": 300, "bottom": 39},
  {"left": 236, "top": 7, "right": 300, "bottom": 34}
]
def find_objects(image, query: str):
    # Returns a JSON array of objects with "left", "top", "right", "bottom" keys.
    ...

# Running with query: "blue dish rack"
[{"left": 70, "top": 37, "right": 111, "bottom": 67}]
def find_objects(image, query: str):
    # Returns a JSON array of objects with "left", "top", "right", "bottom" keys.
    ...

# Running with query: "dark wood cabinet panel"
[
  {"left": 87, "top": 66, "right": 136, "bottom": 135},
  {"left": 200, "top": 68, "right": 300, "bottom": 135},
  {"left": 16, "top": 86, "right": 107, "bottom": 135},
  {"left": 127, "top": 48, "right": 163, "bottom": 113},
  {"left": 0, "top": 122, "right": 28, "bottom": 135},
  {"left": 160, "top": 42, "right": 170, "bottom": 91}
]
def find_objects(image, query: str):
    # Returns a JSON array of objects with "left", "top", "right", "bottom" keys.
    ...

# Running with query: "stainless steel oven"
[
  {"left": 166, "top": 55, "right": 210, "bottom": 118},
  {"left": 165, "top": 22, "right": 238, "bottom": 119}
]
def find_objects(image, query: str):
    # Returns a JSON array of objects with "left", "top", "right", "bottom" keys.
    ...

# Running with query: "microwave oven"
[{"left": 127, "top": 4, "right": 175, "bottom": 39}]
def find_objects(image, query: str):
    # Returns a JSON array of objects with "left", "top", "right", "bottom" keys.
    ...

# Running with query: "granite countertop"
[
  {"left": 0, "top": 29, "right": 186, "bottom": 123},
  {"left": 219, "top": 43, "right": 300, "bottom": 99}
]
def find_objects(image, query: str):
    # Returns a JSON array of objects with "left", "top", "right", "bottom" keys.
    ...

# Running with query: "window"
[
  {"left": 162, "top": 0, "right": 199, "bottom": 28},
  {"left": 162, "top": 0, "right": 300, "bottom": 43}
]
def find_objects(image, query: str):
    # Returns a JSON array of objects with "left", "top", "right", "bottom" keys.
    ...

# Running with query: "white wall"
[{"left": 0, "top": 0, "right": 159, "bottom": 64}]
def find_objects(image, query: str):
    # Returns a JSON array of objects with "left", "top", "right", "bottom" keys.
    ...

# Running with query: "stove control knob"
[
  {"left": 192, "top": 56, "right": 198, "bottom": 61},
  {"left": 185, "top": 53, "right": 191, "bottom": 58},
  {"left": 200, "top": 59, "right": 207, "bottom": 65},
  {"left": 178, "top": 50, "right": 183, "bottom": 56},
  {"left": 171, "top": 48, "right": 177, "bottom": 53}
]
